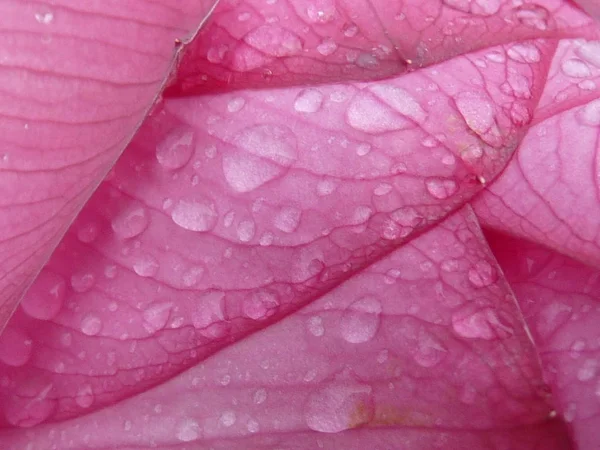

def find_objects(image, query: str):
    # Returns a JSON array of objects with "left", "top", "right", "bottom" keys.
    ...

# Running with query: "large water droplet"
[
  {"left": 156, "top": 128, "right": 195, "bottom": 170},
  {"left": 304, "top": 383, "right": 374, "bottom": 433},
  {"left": 346, "top": 93, "right": 410, "bottom": 133},
  {"left": 425, "top": 177, "right": 458, "bottom": 199},
  {"left": 305, "top": 0, "right": 336, "bottom": 23},
  {"left": 456, "top": 92, "right": 495, "bottom": 136},
  {"left": 340, "top": 297, "right": 382, "bottom": 344},
  {"left": 21, "top": 270, "right": 65, "bottom": 320},
  {"left": 506, "top": 43, "right": 541, "bottom": 63},
  {"left": 576, "top": 41, "right": 600, "bottom": 68},
  {"left": 294, "top": 89, "right": 324, "bottom": 113},
  {"left": 111, "top": 205, "right": 149, "bottom": 239},
  {"left": 171, "top": 198, "right": 218, "bottom": 232},
  {"left": 176, "top": 418, "right": 201, "bottom": 442},
  {"left": 369, "top": 85, "right": 427, "bottom": 123},
  {"left": 237, "top": 219, "right": 256, "bottom": 242},
  {"left": 467, "top": 260, "right": 497, "bottom": 287},
  {"left": 80, "top": 314, "right": 103, "bottom": 336}
]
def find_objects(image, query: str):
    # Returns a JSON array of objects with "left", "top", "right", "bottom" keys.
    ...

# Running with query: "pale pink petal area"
[
  {"left": 168, "top": 0, "right": 599, "bottom": 94},
  {"left": 0, "top": 208, "right": 567, "bottom": 449},
  {"left": 571, "top": 0, "right": 600, "bottom": 21},
  {"left": 0, "top": 40, "right": 550, "bottom": 427},
  {"left": 472, "top": 37, "right": 600, "bottom": 268},
  {"left": 488, "top": 231, "right": 600, "bottom": 449},
  {"left": 0, "top": 0, "right": 217, "bottom": 331}
]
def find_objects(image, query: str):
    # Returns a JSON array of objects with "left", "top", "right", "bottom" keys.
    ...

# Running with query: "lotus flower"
[{"left": 1, "top": 0, "right": 600, "bottom": 448}]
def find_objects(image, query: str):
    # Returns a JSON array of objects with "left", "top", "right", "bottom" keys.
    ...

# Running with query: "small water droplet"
[
  {"left": 80, "top": 314, "right": 102, "bottom": 336},
  {"left": 373, "top": 183, "right": 392, "bottom": 196},
  {"left": 340, "top": 297, "right": 382, "bottom": 344},
  {"left": 577, "top": 359, "right": 598, "bottom": 381},
  {"left": 307, "top": 316, "right": 325, "bottom": 337},
  {"left": 468, "top": 260, "right": 497, "bottom": 287},
  {"left": 304, "top": 382, "right": 374, "bottom": 432},
  {"left": 171, "top": 198, "right": 218, "bottom": 232},
  {"left": 21, "top": 270, "right": 65, "bottom": 320},
  {"left": 274, "top": 206, "right": 302, "bottom": 233},
  {"left": 247, "top": 418, "right": 260, "bottom": 433},
  {"left": 356, "top": 143, "right": 371, "bottom": 156},
  {"left": 243, "top": 291, "right": 279, "bottom": 320},
  {"left": 35, "top": 10, "right": 54, "bottom": 24},
  {"left": 219, "top": 411, "right": 237, "bottom": 427},
  {"left": 451, "top": 306, "right": 513, "bottom": 340},
  {"left": 253, "top": 388, "right": 268, "bottom": 404},
  {"left": 425, "top": 177, "right": 458, "bottom": 199},
  {"left": 75, "top": 384, "right": 94, "bottom": 408},
  {"left": 156, "top": 128, "right": 195, "bottom": 170},
  {"left": 133, "top": 254, "right": 159, "bottom": 277},
  {"left": 237, "top": 219, "right": 256, "bottom": 242},
  {"left": 579, "top": 99, "right": 600, "bottom": 126},
  {"left": 176, "top": 418, "right": 201, "bottom": 442},
  {"left": 294, "top": 88, "right": 324, "bottom": 113},
  {"left": 77, "top": 222, "right": 100, "bottom": 243},
  {"left": 343, "top": 22, "right": 359, "bottom": 37},
  {"left": 316, "top": 38, "right": 338, "bottom": 56},
  {"left": 227, "top": 97, "right": 246, "bottom": 113},
  {"left": 143, "top": 302, "right": 173, "bottom": 333},
  {"left": 377, "top": 349, "right": 389, "bottom": 363},
  {"left": 71, "top": 272, "right": 95, "bottom": 293}
]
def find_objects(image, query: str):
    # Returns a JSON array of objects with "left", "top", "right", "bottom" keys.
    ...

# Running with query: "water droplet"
[
  {"left": 377, "top": 349, "right": 389, "bottom": 363},
  {"left": 35, "top": 10, "right": 54, "bottom": 24},
  {"left": 156, "top": 128, "right": 195, "bottom": 170},
  {"left": 304, "top": 382, "right": 374, "bottom": 433},
  {"left": 425, "top": 177, "right": 458, "bottom": 199},
  {"left": 21, "top": 270, "right": 65, "bottom": 320},
  {"left": 176, "top": 418, "right": 201, "bottom": 442},
  {"left": 486, "top": 50, "right": 505, "bottom": 63},
  {"left": 253, "top": 388, "right": 268, "bottom": 404},
  {"left": 451, "top": 306, "right": 514, "bottom": 340},
  {"left": 347, "top": 93, "right": 410, "bottom": 133},
  {"left": 507, "top": 43, "right": 541, "bottom": 63},
  {"left": 356, "top": 143, "right": 371, "bottom": 156},
  {"left": 0, "top": 328, "right": 32, "bottom": 367},
  {"left": 243, "top": 290, "right": 279, "bottom": 320},
  {"left": 219, "top": 374, "right": 231, "bottom": 386},
  {"left": 80, "top": 314, "right": 102, "bottom": 336},
  {"left": 219, "top": 411, "right": 237, "bottom": 427},
  {"left": 171, "top": 198, "right": 218, "bottom": 232},
  {"left": 75, "top": 384, "right": 94, "bottom": 408},
  {"left": 247, "top": 418, "right": 260, "bottom": 433},
  {"left": 133, "top": 254, "right": 159, "bottom": 277},
  {"left": 274, "top": 206, "right": 302, "bottom": 233},
  {"left": 340, "top": 297, "right": 382, "bottom": 344},
  {"left": 307, "top": 315, "right": 325, "bottom": 337},
  {"left": 561, "top": 59, "right": 591, "bottom": 78},
  {"left": 259, "top": 232, "right": 274, "bottom": 246},
  {"left": 391, "top": 206, "right": 423, "bottom": 227},
  {"left": 111, "top": 206, "right": 149, "bottom": 239},
  {"left": 514, "top": 4, "right": 549, "bottom": 31},
  {"left": 467, "top": 260, "right": 497, "bottom": 287},
  {"left": 414, "top": 329, "right": 447, "bottom": 368},
  {"left": 576, "top": 41, "right": 600, "bottom": 68},
  {"left": 244, "top": 25, "right": 303, "bottom": 57},
  {"left": 316, "top": 38, "right": 338, "bottom": 56},
  {"left": 104, "top": 265, "right": 117, "bottom": 279},
  {"left": 237, "top": 219, "right": 256, "bottom": 242},
  {"left": 456, "top": 91, "right": 495, "bottom": 136},
  {"left": 294, "top": 89, "right": 324, "bottom": 113},
  {"left": 227, "top": 97, "right": 246, "bottom": 113},
  {"left": 343, "top": 22, "right": 359, "bottom": 37},
  {"left": 143, "top": 302, "right": 173, "bottom": 333},
  {"left": 71, "top": 272, "right": 95, "bottom": 293},
  {"left": 579, "top": 99, "right": 600, "bottom": 126},
  {"left": 317, "top": 179, "right": 337, "bottom": 196},
  {"left": 77, "top": 222, "right": 100, "bottom": 243},
  {"left": 191, "top": 291, "right": 225, "bottom": 333},
  {"left": 355, "top": 53, "right": 378, "bottom": 68},
  {"left": 374, "top": 183, "right": 392, "bottom": 196},
  {"left": 577, "top": 359, "right": 598, "bottom": 381}
]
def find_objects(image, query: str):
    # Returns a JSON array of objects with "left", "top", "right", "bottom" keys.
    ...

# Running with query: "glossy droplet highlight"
[
  {"left": 340, "top": 297, "right": 382, "bottom": 344},
  {"left": 156, "top": 128, "right": 195, "bottom": 170},
  {"left": 304, "top": 383, "right": 374, "bottom": 433},
  {"left": 133, "top": 254, "right": 159, "bottom": 277},
  {"left": 171, "top": 198, "right": 218, "bottom": 232},
  {"left": 111, "top": 205, "right": 149, "bottom": 239},
  {"left": 21, "top": 270, "right": 65, "bottom": 320},
  {"left": 80, "top": 313, "right": 103, "bottom": 336},
  {"left": 561, "top": 59, "right": 591, "bottom": 78}
]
